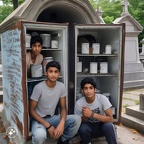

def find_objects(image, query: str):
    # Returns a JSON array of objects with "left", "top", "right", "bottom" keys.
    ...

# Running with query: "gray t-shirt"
[
  {"left": 30, "top": 81, "right": 67, "bottom": 117},
  {"left": 74, "top": 94, "right": 112, "bottom": 123}
]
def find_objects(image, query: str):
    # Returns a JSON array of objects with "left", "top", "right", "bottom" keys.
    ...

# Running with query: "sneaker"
[{"left": 57, "top": 138, "right": 69, "bottom": 144}]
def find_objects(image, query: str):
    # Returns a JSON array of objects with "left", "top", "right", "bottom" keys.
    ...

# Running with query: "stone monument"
[{"left": 113, "top": 0, "right": 144, "bottom": 88}]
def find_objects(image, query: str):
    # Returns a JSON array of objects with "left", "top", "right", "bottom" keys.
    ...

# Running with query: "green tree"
[
  {"left": 0, "top": 0, "right": 25, "bottom": 23},
  {"left": 2, "top": 0, "right": 25, "bottom": 10},
  {"left": 0, "top": 5, "right": 13, "bottom": 23},
  {"left": 89, "top": 0, "right": 144, "bottom": 46}
]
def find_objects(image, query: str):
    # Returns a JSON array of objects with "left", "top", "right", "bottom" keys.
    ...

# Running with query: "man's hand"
[
  {"left": 48, "top": 126, "right": 55, "bottom": 137},
  {"left": 53, "top": 124, "right": 64, "bottom": 139},
  {"left": 82, "top": 106, "right": 92, "bottom": 118}
]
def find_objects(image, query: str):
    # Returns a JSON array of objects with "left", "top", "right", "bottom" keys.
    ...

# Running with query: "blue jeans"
[
  {"left": 78, "top": 122, "right": 118, "bottom": 144},
  {"left": 31, "top": 115, "right": 81, "bottom": 144}
]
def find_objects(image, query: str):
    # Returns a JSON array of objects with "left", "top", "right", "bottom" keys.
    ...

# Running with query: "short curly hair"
[
  {"left": 81, "top": 77, "right": 96, "bottom": 89},
  {"left": 30, "top": 35, "right": 43, "bottom": 48},
  {"left": 46, "top": 61, "right": 61, "bottom": 72}
]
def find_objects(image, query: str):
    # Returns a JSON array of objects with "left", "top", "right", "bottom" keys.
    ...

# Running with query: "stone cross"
[
  {"left": 121, "top": 0, "right": 129, "bottom": 16},
  {"left": 95, "top": 7, "right": 103, "bottom": 17}
]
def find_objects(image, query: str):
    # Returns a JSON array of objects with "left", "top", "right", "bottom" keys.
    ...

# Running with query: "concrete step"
[
  {"left": 121, "top": 113, "right": 144, "bottom": 134},
  {"left": 124, "top": 71, "right": 144, "bottom": 81},
  {"left": 125, "top": 105, "right": 144, "bottom": 121},
  {"left": 123, "top": 79, "right": 144, "bottom": 89}
]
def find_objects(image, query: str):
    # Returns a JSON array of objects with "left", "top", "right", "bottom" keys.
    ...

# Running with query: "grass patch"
[
  {"left": 123, "top": 98, "right": 140, "bottom": 105},
  {"left": 123, "top": 104, "right": 130, "bottom": 108},
  {"left": 134, "top": 100, "right": 140, "bottom": 105},
  {"left": 123, "top": 97, "right": 134, "bottom": 101}
]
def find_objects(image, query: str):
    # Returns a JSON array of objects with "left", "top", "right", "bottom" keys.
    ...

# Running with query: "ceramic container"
[
  {"left": 43, "top": 57, "right": 53, "bottom": 73},
  {"left": 90, "top": 62, "right": 97, "bottom": 74},
  {"left": 40, "top": 34, "right": 51, "bottom": 48},
  {"left": 26, "top": 34, "right": 31, "bottom": 48},
  {"left": 77, "top": 62, "right": 82, "bottom": 72},
  {"left": 81, "top": 43, "right": 89, "bottom": 54},
  {"left": 31, "top": 64, "right": 43, "bottom": 78},
  {"left": 51, "top": 40, "right": 58, "bottom": 48},
  {"left": 92, "top": 43, "right": 100, "bottom": 54},
  {"left": 100, "top": 62, "right": 108, "bottom": 73},
  {"left": 105, "top": 45, "right": 112, "bottom": 54}
]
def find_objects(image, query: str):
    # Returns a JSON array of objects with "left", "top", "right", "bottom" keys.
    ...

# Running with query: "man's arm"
[
  {"left": 82, "top": 107, "right": 114, "bottom": 123},
  {"left": 53, "top": 96, "right": 67, "bottom": 139},
  {"left": 93, "top": 108, "right": 114, "bottom": 122},
  {"left": 29, "top": 100, "right": 51, "bottom": 128}
]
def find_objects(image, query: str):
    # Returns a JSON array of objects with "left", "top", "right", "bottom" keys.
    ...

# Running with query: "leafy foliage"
[
  {"left": 0, "top": 5, "right": 13, "bottom": 22},
  {"left": 89, "top": 0, "right": 144, "bottom": 45},
  {"left": 0, "top": 0, "right": 144, "bottom": 44}
]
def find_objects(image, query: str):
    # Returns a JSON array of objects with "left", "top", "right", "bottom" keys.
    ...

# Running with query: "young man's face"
[
  {"left": 82, "top": 83, "right": 96, "bottom": 98},
  {"left": 31, "top": 42, "right": 42, "bottom": 56},
  {"left": 46, "top": 67, "right": 60, "bottom": 82}
]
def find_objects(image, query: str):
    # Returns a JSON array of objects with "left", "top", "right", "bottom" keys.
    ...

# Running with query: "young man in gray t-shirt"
[
  {"left": 30, "top": 61, "right": 81, "bottom": 144},
  {"left": 74, "top": 77, "right": 118, "bottom": 144}
]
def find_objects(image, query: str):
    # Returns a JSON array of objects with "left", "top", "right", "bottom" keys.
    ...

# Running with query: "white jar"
[
  {"left": 43, "top": 57, "right": 53, "bottom": 73},
  {"left": 40, "top": 34, "right": 51, "bottom": 48},
  {"left": 105, "top": 45, "right": 112, "bottom": 54},
  {"left": 90, "top": 62, "right": 97, "bottom": 74},
  {"left": 51, "top": 40, "right": 58, "bottom": 48},
  {"left": 92, "top": 43, "right": 100, "bottom": 54},
  {"left": 81, "top": 43, "right": 89, "bottom": 54},
  {"left": 26, "top": 34, "right": 31, "bottom": 48},
  {"left": 77, "top": 62, "right": 82, "bottom": 72},
  {"left": 100, "top": 62, "right": 108, "bottom": 73},
  {"left": 31, "top": 64, "right": 43, "bottom": 78}
]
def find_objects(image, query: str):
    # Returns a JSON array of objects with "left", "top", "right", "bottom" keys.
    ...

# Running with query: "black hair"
[
  {"left": 30, "top": 35, "right": 43, "bottom": 47},
  {"left": 46, "top": 61, "right": 61, "bottom": 72},
  {"left": 81, "top": 77, "right": 96, "bottom": 89}
]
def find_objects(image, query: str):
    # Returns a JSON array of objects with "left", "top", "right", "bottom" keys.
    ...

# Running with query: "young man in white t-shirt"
[
  {"left": 74, "top": 77, "right": 118, "bottom": 144},
  {"left": 30, "top": 61, "right": 81, "bottom": 144}
]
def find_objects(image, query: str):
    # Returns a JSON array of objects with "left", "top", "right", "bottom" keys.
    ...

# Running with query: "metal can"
[{"left": 43, "top": 57, "right": 53, "bottom": 73}]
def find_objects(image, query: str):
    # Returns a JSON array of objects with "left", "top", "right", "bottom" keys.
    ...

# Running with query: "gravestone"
[{"left": 113, "top": 0, "right": 144, "bottom": 88}]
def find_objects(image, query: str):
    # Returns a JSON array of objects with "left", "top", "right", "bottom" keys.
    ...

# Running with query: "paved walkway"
[{"left": 0, "top": 88, "right": 144, "bottom": 144}]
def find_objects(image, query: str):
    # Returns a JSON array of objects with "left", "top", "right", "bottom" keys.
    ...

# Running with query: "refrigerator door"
[
  {"left": 1, "top": 21, "right": 69, "bottom": 140},
  {"left": 74, "top": 24, "right": 125, "bottom": 123},
  {"left": 21, "top": 21, "right": 69, "bottom": 138}
]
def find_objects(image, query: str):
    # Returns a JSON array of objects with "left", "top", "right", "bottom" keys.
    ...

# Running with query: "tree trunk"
[{"left": 13, "top": 0, "right": 18, "bottom": 10}]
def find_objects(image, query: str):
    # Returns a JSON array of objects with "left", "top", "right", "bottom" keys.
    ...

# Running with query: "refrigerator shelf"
[
  {"left": 26, "top": 48, "right": 62, "bottom": 51},
  {"left": 77, "top": 54, "right": 117, "bottom": 57},
  {"left": 77, "top": 72, "right": 116, "bottom": 77}
]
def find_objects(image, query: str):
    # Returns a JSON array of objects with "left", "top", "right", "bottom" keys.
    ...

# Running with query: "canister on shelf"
[
  {"left": 100, "top": 62, "right": 108, "bottom": 73},
  {"left": 105, "top": 45, "right": 112, "bottom": 54},
  {"left": 43, "top": 57, "right": 53, "bottom": 73},
  {"left": 26, "top": 34, "right": 31, "bottom": 48},
  {"left": 92, "top": 43, "right": 100, "bottom": 54},
  {"left": 40, "top": 34, "right": 51, "bottom": 48},
  {"left": 90, "top": 62, "right": 97, "bottom": 74},
  {"left": 77, "top": 62, "right": 82, "bottom": 72},
  {"left": 81, "top": 43, "right": 89, "bottom": 54},
  {"left": 51, "top": 40, "right": 58, "bottom": 48},
  {"left": 31, "top": 64, "right": 43, "bottom": 78}
]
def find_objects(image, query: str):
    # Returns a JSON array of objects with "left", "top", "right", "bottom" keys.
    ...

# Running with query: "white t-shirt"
[
  {"left": 30, "top": 81, "right": 67, "bottom": 117},
  {"left": 74, "top": 94, "right": 112, "bottom": 123}
]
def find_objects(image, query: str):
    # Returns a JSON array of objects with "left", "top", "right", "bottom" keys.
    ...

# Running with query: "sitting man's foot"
[{"left": 57, "top": 138, "right": 69, "bottom": 144}]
